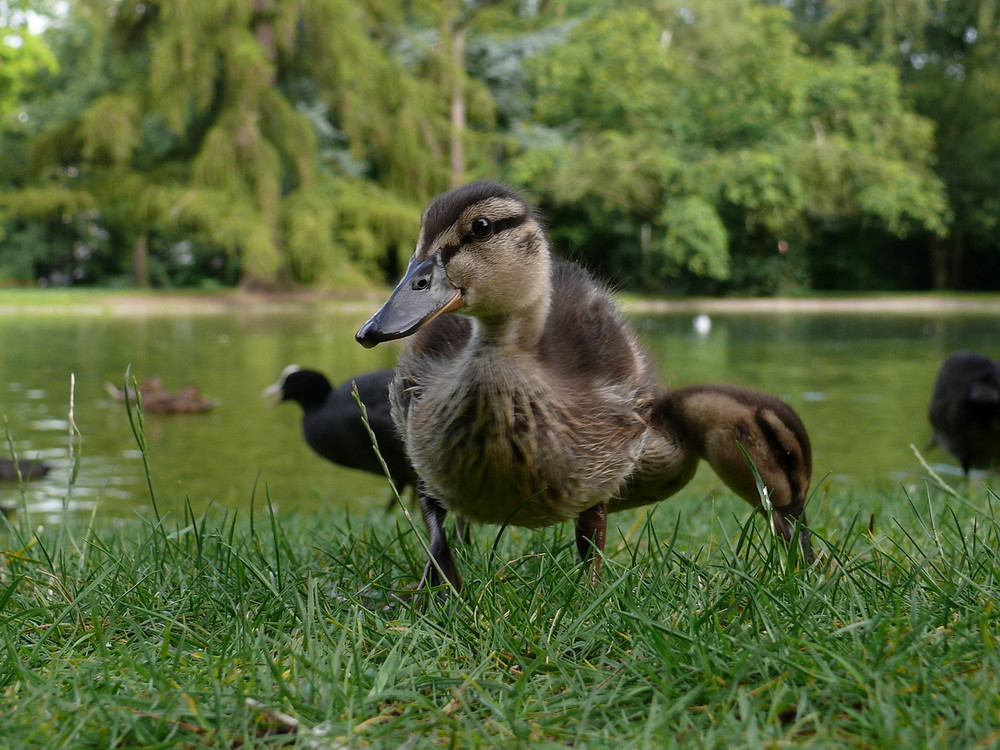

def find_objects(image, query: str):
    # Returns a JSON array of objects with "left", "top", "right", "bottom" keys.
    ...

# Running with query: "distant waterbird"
[
  {"left": 264, "top": 365, "right": 415, "bottom": 495},
  {"left": 693, "top": 313, "right": 712, "bottom": 336},
  {"left": 105, "top": 376, "right": 219, "bottom": 414},
  {"left": 0, "top": 456, "right": 51, "bottom": 481},
  {"left": 928, "top": 351, "right": 1000, "bottom": 475}
]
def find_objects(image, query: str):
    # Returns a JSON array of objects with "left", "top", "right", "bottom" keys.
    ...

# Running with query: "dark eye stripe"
[
  {"left": 440, "top": 213, "right": 529, "bottom": 264},
  {"left": 465, "top": 213, "right": 527, "bottom": 242},
  {"left": 754, "top": 410, "right": 797, "bottom": 472}
]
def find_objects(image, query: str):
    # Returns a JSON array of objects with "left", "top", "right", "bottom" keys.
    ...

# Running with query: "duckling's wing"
[{"left": 540, "top": 259, "right": 655, "bottom": 386}]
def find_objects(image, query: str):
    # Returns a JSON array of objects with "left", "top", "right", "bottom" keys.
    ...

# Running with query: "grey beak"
[{"left": 356, "top": 253, "right": 463, "bottom": 348}]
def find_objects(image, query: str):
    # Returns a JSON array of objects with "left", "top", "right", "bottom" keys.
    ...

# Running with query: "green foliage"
[
  {"left": 78, "top": 93, "right": 141, "bottom": 164},
  {"left": 0, "top": 0, "right": 995, "bottom": 291},
  {"left": 0, "top": 185, "right": 96, "bottom": 217},
  {"left": 530, "top": 7, "right": 679, "bottom": 133},
  {"left": 711, "top": 148, "right": 806, "bottom": 237},
  {"left": 1, "top": 0, "right": 452, "bottom": 289},
  {"left": 794, "top": 0, "right": 1000, "bottom": 288},
  {"left": 280, "top": 179, "right": 421, "bottom": 287},
  {"left": 658, "top": 196, "right": 731, "bottom": 280},
  {"left": 0, "top": 213, "right": 118, "bottom": 285},
  {"left": 0, "top": 24, "right": 57, "bottom": 117},
  {"left": 511, "top": 0, "right": 950, "bottom": 294}
]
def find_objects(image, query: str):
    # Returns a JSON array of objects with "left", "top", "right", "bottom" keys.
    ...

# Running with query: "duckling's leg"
[
  {"left": 416, "top": 494, "right": 462, "bottom": 594},
  {"left": 575, "top": 501, "right": 608, "bottom": 583},
  {"left": 456, "top": 516, "right": 471, "bottom": 545},
  {"left": 769, "top": 498, "right": 813, "bottom": 563}
]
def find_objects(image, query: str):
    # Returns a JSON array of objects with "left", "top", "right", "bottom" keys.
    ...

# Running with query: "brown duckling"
[
  {"left": 621, "top": 384, "right": 812, "bottom": 561},
  {"left": 356, "top": 180, "right": 812, "bottom": 592},
  {"left": 928, "top": 351, "right": 1000, "bottom": 475}
]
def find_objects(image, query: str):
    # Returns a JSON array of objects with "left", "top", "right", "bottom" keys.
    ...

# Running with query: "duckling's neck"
[{"left": 471, "top": 293, "right": 551, "bottom": 352}]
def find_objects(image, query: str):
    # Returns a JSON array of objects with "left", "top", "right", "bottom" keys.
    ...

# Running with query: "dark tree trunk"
[
  {"left": 448, "top": 19, "right": 467, "bottom": 189},
  {"left": 132, "top": 233, "right": 149, "bottom": 288},
  {"left": 930, "top": 234, "right": 964, "bottom": 290}
]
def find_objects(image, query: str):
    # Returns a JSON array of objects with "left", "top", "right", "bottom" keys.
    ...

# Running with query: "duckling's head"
[{"left": 357, "top": 181, "right": 550, "bottom": 348}]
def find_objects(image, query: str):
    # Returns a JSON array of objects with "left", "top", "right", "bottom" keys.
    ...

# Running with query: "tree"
[
  {"left": 1, "top": 0, "right": 980, "bottom": 293},
  {"left": 789, "top": 0, "right": 1000, "bottom": 289},
  {"left": 1, "top": 25, "right": 56, "bottom": 119},
  {"left": 1, "top": 0, "right": 456, "bottom": 288},
  {"left": 508, "top": 0, "right": 949, "bottom": 293}
]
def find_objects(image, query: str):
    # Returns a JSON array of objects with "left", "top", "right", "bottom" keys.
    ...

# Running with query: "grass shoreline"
[
  {"left": 1, "top": 287, "right": 1000, "bottom": 317},
  {"left": 2, "top": 462, "right": 999, "bottom": 747}
]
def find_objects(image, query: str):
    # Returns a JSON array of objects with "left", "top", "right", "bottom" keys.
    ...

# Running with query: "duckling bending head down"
[
  {"left": 628, "top": 385, "right": 813, "bottom": 561},
  {"left": 357, "top": 181, "right": 812, "bottom": 592}
]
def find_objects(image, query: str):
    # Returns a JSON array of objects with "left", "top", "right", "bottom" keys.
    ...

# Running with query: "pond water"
[{"left": 0, "top": 302, "right": 996, "bottom": 523}]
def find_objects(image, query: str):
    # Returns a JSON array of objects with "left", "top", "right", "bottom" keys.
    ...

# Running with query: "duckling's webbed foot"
[
  {"left": 771, "top": 499, "right": 813, "bottom": 563},
  {"left": 416, "top": 494, "right": 462, "bottom": 594},
  {"left": 575, "top": 501, "right": 608, "bottom": 584}
]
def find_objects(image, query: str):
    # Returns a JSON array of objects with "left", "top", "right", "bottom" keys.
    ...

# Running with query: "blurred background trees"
[{"left": 0, "top": 0, "right": 996, "bottom": 293}]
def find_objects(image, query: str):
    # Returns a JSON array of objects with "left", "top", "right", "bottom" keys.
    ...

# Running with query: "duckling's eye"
[{"left": 470, "top": 217, "right": 493, "bottom": 239}]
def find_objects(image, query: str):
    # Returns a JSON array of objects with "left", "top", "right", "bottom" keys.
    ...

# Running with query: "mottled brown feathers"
[
  {"left": 655, "top": 384, "right": 812, "bottom": 467},
  {"left": 539, "top": 260, "right": 651, "bottom": 385},
  {"left": 647, "top": 384, "right": 812, "bottom": 514},
  {"left": 389, "top": 182, "right": 656, "bottom": 529}
]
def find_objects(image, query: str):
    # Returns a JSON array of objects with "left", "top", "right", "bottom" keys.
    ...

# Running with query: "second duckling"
[{"left": 621, "top": 385, "right": 812, "bottom": 561}]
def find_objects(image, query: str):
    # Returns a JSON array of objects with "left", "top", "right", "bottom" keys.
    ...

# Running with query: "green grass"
[
  {"left": 2, "top": 471, "right": 999, "bottom": 749},
  {"left": 3, "top": 394, "right": 1000, "bottom": 748}
]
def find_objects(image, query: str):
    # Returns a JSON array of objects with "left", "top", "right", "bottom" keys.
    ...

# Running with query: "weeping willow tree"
[{"left": 3, "top": 0, "right": 461, "bottom": 287}]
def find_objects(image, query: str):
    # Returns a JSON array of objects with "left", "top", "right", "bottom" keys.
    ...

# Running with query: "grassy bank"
[
  {"left": 2, "top": 459, "right": 999, "bottom": 748},
  {"left": 0, "top": 287, "right": 372, "bottom": 318},
  {"left": 3, "top": 286, "right": 1000, "bottom": 318}
]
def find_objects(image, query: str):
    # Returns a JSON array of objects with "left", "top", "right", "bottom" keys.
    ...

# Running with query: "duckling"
[
  {"left": 619, "top": 385, "right": 812, "bottom": 561},
  {"left": 928, "top": 351, "right": 1000, "bottom": 475},
  {"left": 105, "top": 376, "right": 219, "bottom": 413},
  {"left": 264, "top": 365, "right": 415, "bottom": 494},
  {"left": 0, "top": 456, "right": 51, "bottom": 481},
  {"left": 356, "top": 181, "right": 812, "bottom": 592}
]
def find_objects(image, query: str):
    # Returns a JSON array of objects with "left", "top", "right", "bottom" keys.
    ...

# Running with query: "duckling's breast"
[{"left": 402, "top": 351, "right": 650, "bottom": 528}]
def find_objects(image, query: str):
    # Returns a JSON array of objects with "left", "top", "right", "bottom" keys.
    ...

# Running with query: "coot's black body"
[
  {"left": 929, "top": 351, "right": 1000, "bottom": 474},
  {"left": 267, "top": 366, "right": 415, "bottom": 491}
]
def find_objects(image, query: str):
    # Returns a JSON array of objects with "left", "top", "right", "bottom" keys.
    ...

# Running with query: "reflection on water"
[{"left": 1, "top": 305, "right": 997, "bottom": 522}]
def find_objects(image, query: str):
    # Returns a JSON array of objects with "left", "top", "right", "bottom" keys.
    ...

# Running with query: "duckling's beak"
[
  {"left": 356, "top": 253, "right": 464, "bottom": 348},
  {"left": 771, "top": 499, "right": 813, "bottom": 563}
]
